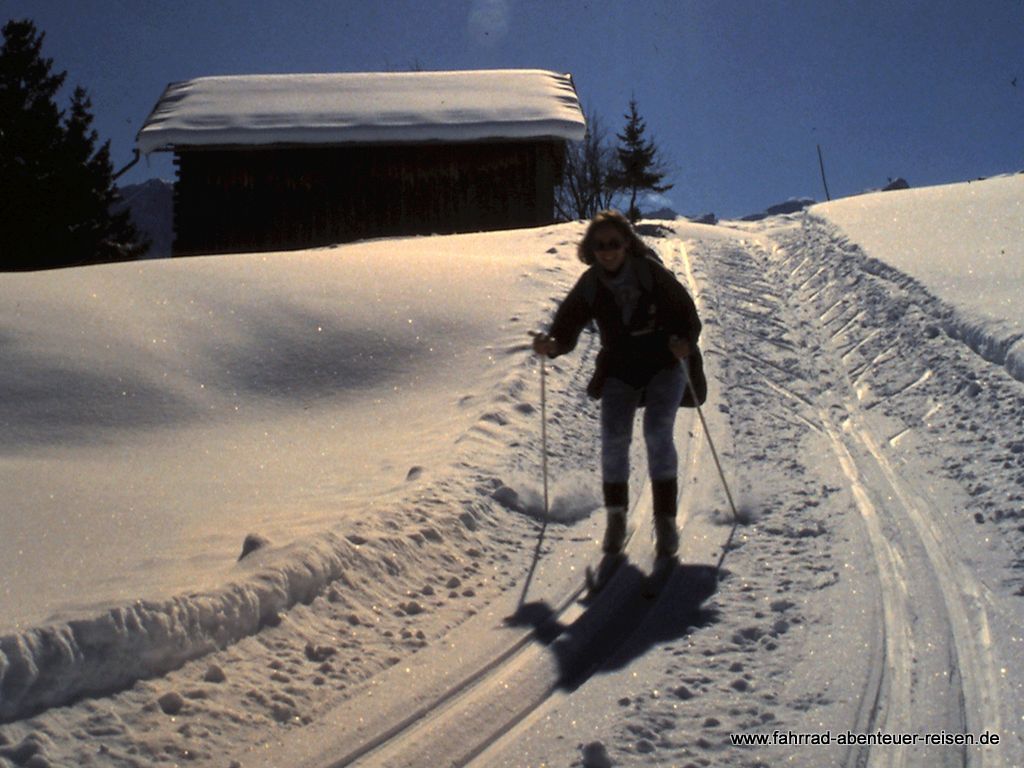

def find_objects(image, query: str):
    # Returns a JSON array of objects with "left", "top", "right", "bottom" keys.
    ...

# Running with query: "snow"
[
  {"left": 814, "top": 173, "right": 1024, "bottom": 381},
  {"left": 136, "top": 70, "right": 586, "bottom": 153},
  {"left": 2, "top": 176, "right": 1023, "bottom": 767},
  {"left": 0, "top": 234, "right": 559, "bottom": 633}
]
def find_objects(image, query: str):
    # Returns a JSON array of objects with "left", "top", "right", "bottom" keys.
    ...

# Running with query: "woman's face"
[{"left": 591, "top": 225, "right": 627, "bottom": 273}]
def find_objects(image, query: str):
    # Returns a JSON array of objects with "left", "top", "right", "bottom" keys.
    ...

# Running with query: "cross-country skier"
[{"left": 533, "top": 210, "right": 703, "bottom": 558}]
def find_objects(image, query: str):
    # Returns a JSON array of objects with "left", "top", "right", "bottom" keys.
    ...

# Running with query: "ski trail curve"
[
  {"left": 850, "top": 418, "right": 1005, "bottom": 766},
  {"left": 768, "top": 219, "right": 1017, "bottom": 767},
  {"left": 818, "top": 414, "right": 921, "bottom": 768}
]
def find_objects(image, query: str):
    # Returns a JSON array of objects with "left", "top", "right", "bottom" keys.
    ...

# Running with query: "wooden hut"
[{"left": 136, "top": 70, "right": 586, "bottom": 255}]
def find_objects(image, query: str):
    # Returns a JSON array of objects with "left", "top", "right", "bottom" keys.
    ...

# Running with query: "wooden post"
[{"left": 817, "top": 144, "right": 832, "bottom": 202}]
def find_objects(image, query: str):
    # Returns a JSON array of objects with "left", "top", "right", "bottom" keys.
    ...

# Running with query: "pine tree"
[
  {"left": 0, "top": 19, "right": 65, "bottom": 268},
  {"left": 609, "top": 98, "right": 673, "bottom": 223},
  {"left": 61, "top": 86, "right": 147, "bottom": 263},
  {"left": 0, "top": 19, "right": 146, "bottom": 269}
]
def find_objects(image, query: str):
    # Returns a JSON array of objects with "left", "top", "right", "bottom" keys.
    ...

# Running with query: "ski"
[
  {"left": 583, "top": 552, "right": 625, "bottom": 599},
  {"left": 642, "top": 555, "right": 678, "bottom": 599}
]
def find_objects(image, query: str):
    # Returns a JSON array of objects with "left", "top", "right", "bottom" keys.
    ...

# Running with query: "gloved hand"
[
  {"left": 532, "top": 332, "right": 560, "bottom": 357},
  {"left": 669, "top": 335, "right": 691, "bottom": 360}
]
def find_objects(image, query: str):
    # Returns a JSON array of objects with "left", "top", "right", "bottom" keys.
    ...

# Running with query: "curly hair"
[{"left": 576, "top": 209, "right": 649, "bottom": 266}]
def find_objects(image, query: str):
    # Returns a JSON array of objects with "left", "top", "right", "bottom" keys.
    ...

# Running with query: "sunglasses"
[{"left": 593, "top": 239, "right": 624, "bottom": 251}]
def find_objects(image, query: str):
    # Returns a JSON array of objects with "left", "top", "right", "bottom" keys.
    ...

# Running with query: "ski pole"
[
  {"left": 683, "top": 359, "right": 740, "bottom": 572},
  {"left": 540, "top": 355, "right": 550, "bottom": 523},
  {"left": 517, "top": 347, "right": 550, "bottom": 608},
  {"left": 526, "top": 332, "right": 552, "bottom": 521}
]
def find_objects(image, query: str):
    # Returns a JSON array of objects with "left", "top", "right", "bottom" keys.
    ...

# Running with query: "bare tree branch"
[{"left": 555, "top": 107, "right": 618, "bottom": 221}]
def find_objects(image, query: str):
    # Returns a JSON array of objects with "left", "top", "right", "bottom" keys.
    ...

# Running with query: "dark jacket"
[{"left": 547, "top": 252, "right": 705, "bottom": 406}]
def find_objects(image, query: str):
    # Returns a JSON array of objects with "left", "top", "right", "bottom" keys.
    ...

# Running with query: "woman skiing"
[{"left": 533, "top": 210, "right": 703, "bottom": 558}]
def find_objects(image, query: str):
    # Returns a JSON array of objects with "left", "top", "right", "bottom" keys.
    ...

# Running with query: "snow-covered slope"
[
  {"left": 0, "top": 227, "right": 604, "bottom": 720},
  {"left": 1, "top": 177, "right": 1022, "bottom": 767},
  {"left": 0, "top": 234, "right": 554, "bottom": 629},
  {"left": 815, "top": 174, "right": 1024, "bottom": 381}
]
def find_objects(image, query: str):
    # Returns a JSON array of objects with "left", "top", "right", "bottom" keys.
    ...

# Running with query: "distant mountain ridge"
[
  {"left": 641, "top": 205, "right": 718, "bottom": 225},
  {"left": 741, "top": 197, "right": 817, "bottom": 222},
  {"left": 115, "top": 179, "right": 173, "bottom": 257}
]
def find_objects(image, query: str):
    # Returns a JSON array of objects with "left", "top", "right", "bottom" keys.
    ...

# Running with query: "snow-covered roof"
[{"left": 137, "top": 69, "right": 586, "bottom": 154}]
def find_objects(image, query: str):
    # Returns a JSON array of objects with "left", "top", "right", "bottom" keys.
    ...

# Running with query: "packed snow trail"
[
  {"left": 478, "top": 221, "right": 1023, "bottom": 767},
  {"left": 766, "top": 218, "right": 1019, "bottom": 767},
  {"left": 683, "top": 220, "right": 1020, "bottom": 767},
  {"left": 244, "top": 286, "right": 732, "bottom": 766}
]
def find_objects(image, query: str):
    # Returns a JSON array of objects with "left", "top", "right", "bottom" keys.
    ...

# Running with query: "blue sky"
[{"left": 2, "top": 0, "right": 1021, "bottom": 218}]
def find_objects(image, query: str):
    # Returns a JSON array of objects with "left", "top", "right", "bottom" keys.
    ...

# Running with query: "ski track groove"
[
  {"left": 864, "top": 367, "right": 934, "bottom": 411},
  {"left": 768, "top": 218, "right": 1015, "bottom": 768},
  {"left": 819, "top": 413, "right": 916, "bottom": 768},
  {"left": 341, "top": 416, "right": 706, "bottom": 768},
  {"left": 830, "top": 309, "right": 868, "bottom": 340},
  {"left": 853, "top": 422, "right": 1005, "bottom": 762},
  {"left": 840, "top": 328, "right": 883, "bottom": 362},
  {"left": 754, "top": 372, "right": 817, "bottom": 410},
  {"left": 851, "top": 344, "right": 901, "bottom": 385},
  {"left": 797, "top": 265, "right": 829, "bottom": 292},
  {"left": 697, "top": 223, "right": 1015, "bottom": 768},
  {"left": 733, "top": 348, "right": 807, "bottom": 382},
  {"left": 820, "top": 298, "right": 848, "bottom": 324}
]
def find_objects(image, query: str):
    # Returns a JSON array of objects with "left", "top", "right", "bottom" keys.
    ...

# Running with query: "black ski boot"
[
  {"left": 602, "top": 481, "right": 628, "bottom": 554},
  {"left": 652, "top": 478, "right": 679, "bottom": 558}
]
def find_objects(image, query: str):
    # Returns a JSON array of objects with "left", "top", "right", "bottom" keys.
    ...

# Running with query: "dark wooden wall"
[{"left": 171, "top": 141, "right": 565, "bottom": 255}]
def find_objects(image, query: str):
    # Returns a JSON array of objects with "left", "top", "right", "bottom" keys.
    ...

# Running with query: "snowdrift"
[
  {"left": 0, "top": 225, "right": 595, "bottom": 722},
  {"left": 1, "top": 534, "right": 367, "bottom": 720},
  {"left": 814, "top": 174, "right": 1024, "bottom": 383}
]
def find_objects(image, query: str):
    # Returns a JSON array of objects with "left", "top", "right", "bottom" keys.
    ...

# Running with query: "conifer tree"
[
  {"left": 0, "top": 19, "right": 146, "bottom": 269},
  {"left": 609, "top": 97, "right": 673, "bottom": 223},
  {"left": 61, "top": 85, "right": 146, "bottom": 262}
]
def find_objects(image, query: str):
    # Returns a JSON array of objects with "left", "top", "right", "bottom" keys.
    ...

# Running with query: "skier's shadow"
[{"left": 505, "top": 561, "right": 720, "bottom": 691}]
